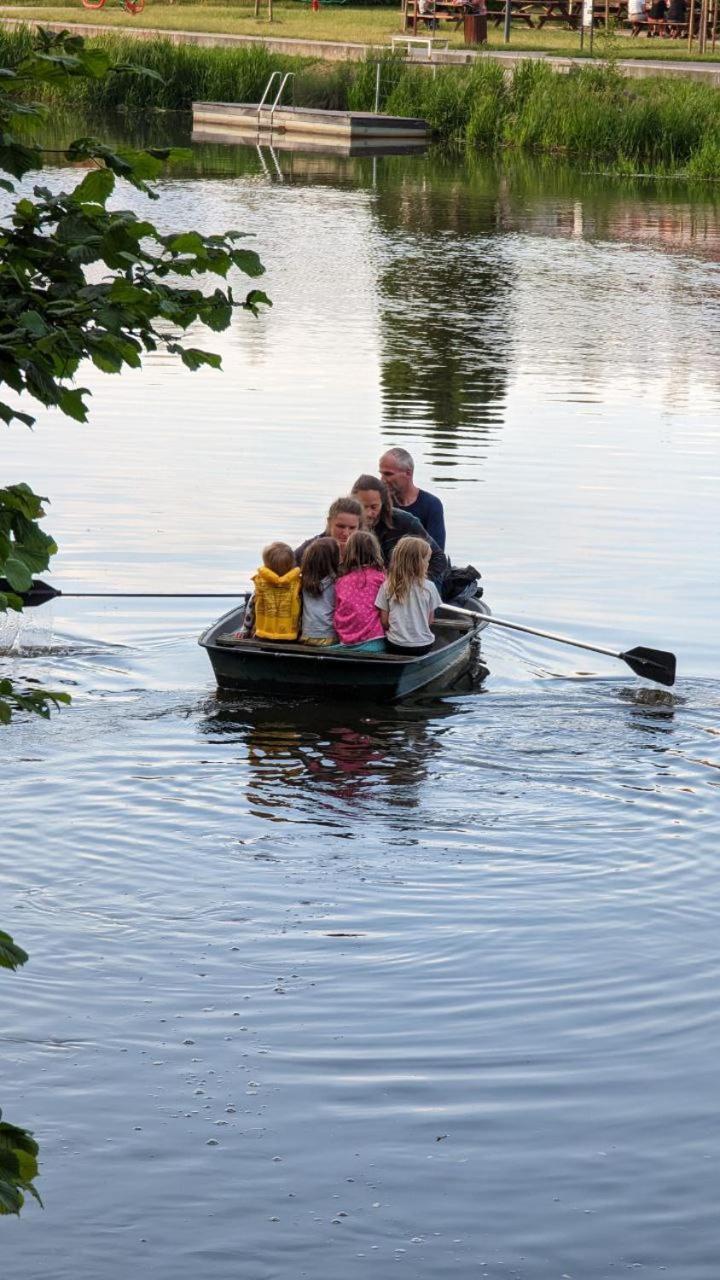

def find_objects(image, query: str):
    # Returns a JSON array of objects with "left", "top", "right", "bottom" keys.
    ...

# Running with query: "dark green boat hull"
[{"left": 199, "top": 601, "right": 490, "bottom": 703}]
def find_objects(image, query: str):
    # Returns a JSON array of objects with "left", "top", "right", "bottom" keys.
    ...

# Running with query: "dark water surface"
[{"left": 3, "top": 120, "right": 720, "bottom": 1279}]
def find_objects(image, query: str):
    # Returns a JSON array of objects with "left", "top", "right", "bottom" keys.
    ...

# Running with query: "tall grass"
[{"left": 2, "top": 25, "right": 720, "bottom": 177}]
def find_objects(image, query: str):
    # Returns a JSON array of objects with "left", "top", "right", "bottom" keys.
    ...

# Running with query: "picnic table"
[
  {"left": 404, "top": 0, "right": 479, "bottom": 33},
  {"left": 484, "top": 0, "right": 625, "bottom": 25}
]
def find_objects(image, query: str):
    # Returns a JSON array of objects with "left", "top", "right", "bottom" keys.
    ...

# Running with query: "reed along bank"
[{"left": 4, "top": 25, "right": 720, "bottom": 178}]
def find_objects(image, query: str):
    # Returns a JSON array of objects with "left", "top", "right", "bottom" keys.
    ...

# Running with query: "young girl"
[
  {"left": 375, "top": 536, "right": 441, "bottom": 656},
  {"left": 333, "top": 530, "right": 386, "bottom": 653},
  {"left": 241, "top": 541, "right": 302, "bottom": 641},
  {"left": 300, "top": 537, "right": 340, "bottom": 646}
]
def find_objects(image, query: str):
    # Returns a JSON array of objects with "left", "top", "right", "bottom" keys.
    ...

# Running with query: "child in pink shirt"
[{"left": 333, "top": 530, "right": 386, "bottom": 652}]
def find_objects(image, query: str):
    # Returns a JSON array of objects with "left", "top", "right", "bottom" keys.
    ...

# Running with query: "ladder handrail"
[
  {"left": 256, "top": 70, "right": 281, "bottom": 124},
  {"left": 269, "top": 71, "right": 294, "bottom": 131}
]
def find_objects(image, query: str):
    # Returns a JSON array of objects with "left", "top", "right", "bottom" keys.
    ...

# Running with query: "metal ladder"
[{"left": 256, "top": 70, "right": 295, "bottom": 135}]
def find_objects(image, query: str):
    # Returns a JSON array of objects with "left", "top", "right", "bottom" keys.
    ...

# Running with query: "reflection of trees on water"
[{"left": 371, "top": 166, "right": 515, "bottom": 464}]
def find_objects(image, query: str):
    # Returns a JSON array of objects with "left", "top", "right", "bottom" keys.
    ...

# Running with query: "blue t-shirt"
[{"left": 401, "top": 490, "right": 446, "bottom": 551}]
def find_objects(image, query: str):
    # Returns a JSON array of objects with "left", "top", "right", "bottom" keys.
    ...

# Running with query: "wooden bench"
[
  {"left": 625, "top": 15, "right": 691, "bottom": 33},
  {"left": 403, "top": 0, "right": 469, "bottom": 31}
]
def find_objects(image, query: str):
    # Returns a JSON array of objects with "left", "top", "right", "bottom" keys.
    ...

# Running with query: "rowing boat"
[{"left": 199, "top": 596, "right": 490, "bottom": 701}]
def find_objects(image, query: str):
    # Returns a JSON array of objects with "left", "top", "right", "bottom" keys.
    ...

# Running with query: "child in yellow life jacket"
[{"left": 241, "top": 542, "right": 302, "bottom": 641}]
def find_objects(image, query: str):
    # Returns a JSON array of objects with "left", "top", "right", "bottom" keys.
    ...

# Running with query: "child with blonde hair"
[
  {"left": 333, "top": 529, "right": 386, "bottom": 653},
  {"left": 300, "top": 537, "right": 340, "bottom": 646},
  {"left": 241, "top": 541, "right": 301, "bottom": 641},
  {"left": 375, "top": 535, "right": 441, "bottom": 655}
]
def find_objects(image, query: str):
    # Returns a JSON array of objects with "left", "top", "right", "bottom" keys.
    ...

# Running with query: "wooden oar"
[
  {"left": 1, "top": 580, "right": 247, "bottom": 607},
  {"left": 7, "top": 580, "right": 677, "bottom": 687},
  {"left": 443, "top": 604, "right": 677, "bottom": 687}
]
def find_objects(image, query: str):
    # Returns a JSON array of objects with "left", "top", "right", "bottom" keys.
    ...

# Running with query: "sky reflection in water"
[{"left": 2, "top": 126, "right": 720, "bottom": 1279}]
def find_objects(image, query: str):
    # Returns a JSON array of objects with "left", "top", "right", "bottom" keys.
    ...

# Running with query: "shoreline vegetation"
[{"left": 2, "top": 26, "right": 720, "bottom": 177}]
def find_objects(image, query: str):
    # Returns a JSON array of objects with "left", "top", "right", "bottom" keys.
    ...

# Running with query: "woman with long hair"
[{"left": 350, "top": 474, "right": 449, "bottom": 591}]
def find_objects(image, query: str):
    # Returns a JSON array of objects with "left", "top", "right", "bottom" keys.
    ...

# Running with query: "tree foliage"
[
  {"left": 0, "top": 932, "right": 42, "bottom": 1215},
  {"left": 0, "top": 30, "right": 271, "bottom": 1213},
  {"left": 0, "top": 26, "right": 269, "bottom": 724}
]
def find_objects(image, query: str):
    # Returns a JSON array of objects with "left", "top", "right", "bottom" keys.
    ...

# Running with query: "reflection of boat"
[{"left": 199, "top": 598, "right": 490, "bottom": 702}]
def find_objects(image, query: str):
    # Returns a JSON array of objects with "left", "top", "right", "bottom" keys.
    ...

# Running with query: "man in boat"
[
  {"left": 351, "top": 475, "right": 449, "bottom": 592},
  {"left": 379, "top": 447, "right": 446, "bottom": 551}
]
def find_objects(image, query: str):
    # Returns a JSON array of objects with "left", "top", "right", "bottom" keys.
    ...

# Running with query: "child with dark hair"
[{"left": 300, "top": 537, "right": 340, "bottom": 646}]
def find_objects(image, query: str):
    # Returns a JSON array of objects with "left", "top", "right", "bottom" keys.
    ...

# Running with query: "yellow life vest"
[{"left": 252, "top": 565, "right": 302, "bottom": 641}]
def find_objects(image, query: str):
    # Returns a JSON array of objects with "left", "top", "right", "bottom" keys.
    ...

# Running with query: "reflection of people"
[
  {"left": 351, "top": 474, "right": 449, "bottom": 590},
  {"left": 300, "top": 537, "right": 340, "bottom": 646},
  {"left": 376, "top": 536, "right": 441, "bottom": 657},
  {"left": 295, "top": 496, "right": 363, "bottom": 567},
  {"left": 379, "top": 447, "right": 446, "bottom": 550},
  {"left": 333, "top": 530, "right": 386, "bottom": 653},
  {"left": 241, "top": 542, "right": 301, "bottom": 641}
]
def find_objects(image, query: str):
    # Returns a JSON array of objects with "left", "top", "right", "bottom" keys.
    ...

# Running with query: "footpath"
[{"left": 2, "top": 13, "right": 720, "bottom": 84}]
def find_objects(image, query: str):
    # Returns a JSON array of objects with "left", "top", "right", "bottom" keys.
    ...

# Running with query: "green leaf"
[
  {"left": 232, "top": 249, "right": 265, "bottom": 279},
  {"left": 166, "top": 231, "right": 205, "bottom": 254},
  {"left": 0, "top": 1179, "right": 23, "bottom": 1214},
  {"left": 71, "top": 167, "right": 115, "bottom": 206},
  {"left": 3, "top": 557, "right": 32, "bottom": 593},
  {"left": 19, "top": 312, "right": 49, "bottom": 339},
  {"left": 179, "top": 349, "right": 222, "bottom": 372},
  {"left": 56, "top": 387, "right": 89, "bottom": 423},
  {"left": 245, "top": 289, "right": 272, "bottom": 315},
  {"left": 0, "top": 931, "right": 29, "bottom": 970}
]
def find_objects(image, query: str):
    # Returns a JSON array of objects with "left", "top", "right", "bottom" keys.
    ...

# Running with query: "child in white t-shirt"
[{"left": 375, "top": 536, "right": 441, "bottom": 656}]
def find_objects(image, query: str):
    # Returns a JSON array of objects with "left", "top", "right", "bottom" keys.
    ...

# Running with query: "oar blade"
[
  {"left": 0, "top": 578, "right": 61, "bottom": 608},
  {"left": 621, "top": 646, "right": 677, "bottom": 687}
]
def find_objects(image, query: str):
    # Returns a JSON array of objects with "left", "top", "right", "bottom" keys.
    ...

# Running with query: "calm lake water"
[{"left": 3, "top": 117, "right": 720, "bottom": 1279}]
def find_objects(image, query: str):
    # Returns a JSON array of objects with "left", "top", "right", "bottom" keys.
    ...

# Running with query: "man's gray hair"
[{"left": 385, "top": 447, "right": 414, "bottom": 473}]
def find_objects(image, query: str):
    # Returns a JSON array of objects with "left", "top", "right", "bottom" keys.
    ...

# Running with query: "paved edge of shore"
[{"left": 2, "top": 13, "right": 720, "bottom": 83}]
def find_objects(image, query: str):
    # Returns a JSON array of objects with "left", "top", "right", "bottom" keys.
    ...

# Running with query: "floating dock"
[
  {"left": 192, "top": 124, "right": 428, "bottom": 157},
  {"left": 191, "top": 102, "right": 430, "bottom": 143}
]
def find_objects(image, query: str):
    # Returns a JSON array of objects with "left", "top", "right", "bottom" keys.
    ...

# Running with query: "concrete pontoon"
[{"left": 191, "top": 101, "right": 430, "bottom": 143}]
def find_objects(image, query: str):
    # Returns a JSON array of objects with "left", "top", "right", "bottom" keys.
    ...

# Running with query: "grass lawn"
[{"left": 2, "top": 0, "right": 720, "bottom": 59}]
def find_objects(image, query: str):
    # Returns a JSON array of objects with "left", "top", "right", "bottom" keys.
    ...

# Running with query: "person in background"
[
  {"left": 666, "top": 0, "right": 686, "bottom": 34},
  {"left": 647, "top": 0, "right": 667, "bottom": 32},
  {"left": 378, "top": 447, "right": 446, "bottom": 551},
  {"left": 300, "top": 537, "right": 340, "bottom": 646},
  {"left": 418, "top": 0, "right": 438, "bottom": 28},
  {"left": 351, "top": 474, "right": 449, "bottom": 592},
  {"left": 376, "top": 536, "right": 441, "bottom": 657},
  {"left": 332, "top": 530, "right": 386, "bottom": 653},
  {"left": 241, "top": 541, "right": 301, "bottom": 641},
  {"left": 294, "top": 496, "right": 363, "bottom": 568},
  {"left": 628, "top": 0, "right": 646, "bottom": 33}
]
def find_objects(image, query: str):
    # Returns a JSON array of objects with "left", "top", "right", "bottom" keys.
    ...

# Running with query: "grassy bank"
[
  {"left": 6, "top": 1, "right": 720, "bottom": 60},
  {"left": 2, "top": 26, "right": 720, "bottom": 176}
]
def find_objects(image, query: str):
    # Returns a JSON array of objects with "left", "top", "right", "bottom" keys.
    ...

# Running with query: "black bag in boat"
[{"left": 441, "top": 564, "right": 483, "bottom": 605}]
